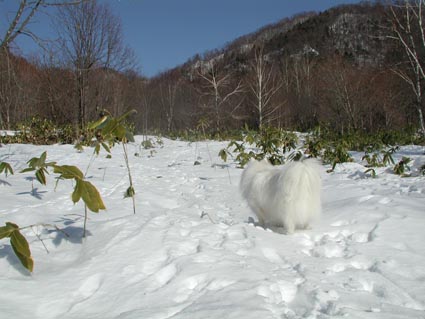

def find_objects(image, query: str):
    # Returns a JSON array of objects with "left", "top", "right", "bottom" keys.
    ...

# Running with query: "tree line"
[{"left": 1, "top": 0, "right": 425, "bottom": 139}]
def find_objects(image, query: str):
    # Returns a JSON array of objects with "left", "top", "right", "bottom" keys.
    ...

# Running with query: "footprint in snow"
[
  {"left": 257, "top": 279, "right": 300, "bottom": 305},
  {"left": 222, "top": 226, "right": 254, "bottom": 256},
  {"left": 174, "top": 274, "right": 208, "bottom": 303},
  {"left": 74, "top": 273, "right": 103, "bottom": 300},
  {"left": 145, "top": 263, "right": 178, "bottom": 292},
  {"left": 330, "top": 220, "right": 357, "bottom": 227},
  {"left": 309, "top": 230, "right": 354, "bottom": 259},
  {"left": 262, "top": 247, "right": 285, "bottom": 264}
]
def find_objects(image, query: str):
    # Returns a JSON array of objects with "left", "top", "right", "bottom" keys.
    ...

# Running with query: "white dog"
[{"left": 240, "top": 158, "right": 322, "bottom": 234}]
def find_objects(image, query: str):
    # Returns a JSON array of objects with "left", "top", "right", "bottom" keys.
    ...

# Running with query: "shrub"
[{"left": 220, "top": 126, "right": 298, "bottom": 167}]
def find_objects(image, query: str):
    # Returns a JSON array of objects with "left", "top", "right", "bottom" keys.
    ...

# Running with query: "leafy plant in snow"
[
  {"left": 0, "top": 222, "right": 34, "bottom": 272},
  {"left": 20, "top": 151, "right": 56, "bottom": 189},
  {"left": 420, "top": 164, "right": 425, "bottom": 176},
  {"left": 219, "top": 126, "right": 297, "bottom": 167},
  {"left": 393, "top": 156, "right": 411, "bottom": 176},
  {"left": 363, "top": 168, "right": 377, "bottom": 178},
  {"left": 88, "top": 110, "right": 137, "bottom": 214},
  {"left": 0, "top": 161, "right": 13, "bottom": 177},
  {"left": 0, "top": 165, "right": 33, "bottom": 272},
  {"left": 141, "top": 139, "right": 154, "bottom": 149},
  {"left": 0, "top": 117, "right": 75, "bottom": 145},
  {"left": 362, "top": 146, "right": 397, "bottom": 168},
  {"left": 322, "top": 142, "right": 353, "bottom": 172},
  {"left": 361, "top": 146, "right": 398, "bottom": 177},
  {"left": 54, "top": 164, "right": 106, "bottom": 237},
  {"left": 136, "top": 136, "right": 163, "bottom": 158},
  {"left": 304, "top": 134, "right": 324, "bottom": 159}
]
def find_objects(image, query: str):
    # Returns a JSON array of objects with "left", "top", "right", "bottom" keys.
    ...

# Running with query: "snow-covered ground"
[{"left": 0, "top": 137, "right": 424, "bottom": 319}]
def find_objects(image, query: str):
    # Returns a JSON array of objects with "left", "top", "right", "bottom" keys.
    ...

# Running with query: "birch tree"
[
  {"left": 159, "top": 80, "right": 180, "bottom": 133},
  {"left": 0, "top": 0, "right": 83, "bottom": 52},
  {"left": 247, "top": 46, "right": 283, "bottom": 129},
  {"left": 389, "top": 0, "right": 425, "bottom": 135},
  {"left": 196, "top": 60, "right": 243, "bottom": 134}
]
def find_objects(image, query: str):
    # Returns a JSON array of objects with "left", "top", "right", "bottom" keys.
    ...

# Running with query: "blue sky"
[{"left": 1, "top": 0, "right": 361, "bottom": 77}]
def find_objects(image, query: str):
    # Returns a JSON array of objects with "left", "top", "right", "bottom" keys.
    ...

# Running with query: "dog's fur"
[{"left": 240, "top": 158, "right": 322, "bottom": 234}]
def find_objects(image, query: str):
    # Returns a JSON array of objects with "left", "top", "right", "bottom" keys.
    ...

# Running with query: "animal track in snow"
[
  {"left": 262, "top": 248, "right": 285, "bottom": 264},
  {"left": 312, "top": 289, "right": 341, "bottom": 316},
  {"left": 330, "top": 220, "right": 356, "bottom": 227},
  {"left": 307, "top": 223, "right": 380, "bottom": 259},
  {"left": 222, "top": 226, "right": 255, "bottom": 256},
  {"left": 257, "top": 280, "right": 299, "bottom": 305},
  {"left": 327, "top": 257, "right": 374, "bottom": 273},
  {"left": 309, "top": 230, "right": 354, "bottom": 259}
]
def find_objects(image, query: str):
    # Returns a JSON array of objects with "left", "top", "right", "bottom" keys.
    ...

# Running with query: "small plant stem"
[
  {"left": 201, "top": 126, "right": 213, "bottom": 167},
  {"left": 83, "top": 204, "right": 88, "bottom": 238},
  {"left": 85, "top": 151, "right": 97, "bottom": 177},
  {"left": 122, "top": 142, "right": 136, "bottom": 214},
  {"left": 226, "top": 166, "right": 232, "bottom": 184},
  {"left": 19, "top": 223, "right": 70, "bottom": 252},
  {"left": 31, "top": 226, "right": 49, "bottom": 254},
  {"left": 200, "top": 211, "right": 216, "bottom": 224}
]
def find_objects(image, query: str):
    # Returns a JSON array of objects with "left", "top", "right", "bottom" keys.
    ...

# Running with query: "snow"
[{"left": 1, "top": 137, "right": 425, "bottom": 318}]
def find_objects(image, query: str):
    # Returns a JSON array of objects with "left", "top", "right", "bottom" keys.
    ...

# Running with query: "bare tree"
[
  {"left": 55, "top": 0, "right": 135, "bottom": 128},
  {"left": 196, "top": 59, "right": 243, "bottom": 133},
  {"left": 159, "top": 80, "right": 180, "bottom": 133},
  {"left": 0, "top": 52, "right": 18, "bottom": 129},
  {"left": 389, "top": 0, "right": 425, "bottom": 135},
  {"left": 0, "top": 0, "right": 81, "bottom": 129},
  {"left": 0, "top": 0, "right": 83, "bottom": 52},
  {"left": 247, "top": 46, "right": 283, "bottom": 129}
]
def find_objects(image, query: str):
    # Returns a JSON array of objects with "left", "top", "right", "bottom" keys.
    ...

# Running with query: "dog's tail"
[
  {"left": 300, "top": 157, "right": 323, "bottom": 175},
  {"left": 279, "top": 157, "right": 322, "bottom": 191}
]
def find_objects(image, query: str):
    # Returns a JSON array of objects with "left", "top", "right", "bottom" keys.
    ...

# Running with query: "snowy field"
[{"left": 0, "top": 137, "right": 424, "bottom": 319}]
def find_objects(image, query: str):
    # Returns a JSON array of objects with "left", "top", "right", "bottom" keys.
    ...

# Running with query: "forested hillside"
[{"left": 1, "top": 1, "right": 424, "bottom": 138}]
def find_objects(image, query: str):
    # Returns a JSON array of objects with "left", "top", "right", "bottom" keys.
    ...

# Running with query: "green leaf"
[
  {"left": 38, "top": 151, "right": 47, "bottom": 166},
  {"left": 74, "top": 143, "right": 84, "bottom": 152},
  {"left": 101, "top": 118, "right": 119, "bottom": 136},
  {"left": 219, "top": 149, "right": 228, "bottom": 162},
  {"left": 114, "top": 125, "right": 127, "bottom": 140},
  {"left": 45, "top": 161, "right": 57, "bottom": 168},
  {"left": 88, "top": 115, "right": 109, "bottom": 130},
  {"left": 26, "top": 157, "right": 38, "bottom": 169},
  {"left": 80, "top": 180, "right": 106, "bottom": 213},
  {"left": 364, "top": 168, "right": 377, "bottom": 178},
  {"left": 125, "top": 131, "right": 135, "bottom": 143},
  {"left": 101, "top": 142, "right": 111, "bottom": 153},
  {"left": 117, "top": 109, "right": 137, "bottom": 123},
  {"left": 6, "top": 222, "right": 19, "bottom": 229},
  {"left": 72, "top": 179, "right": 83, "bottom": 203},
  {"left": 0, "top": 222, "right": 18, "bottom": 239},
  {"left": 20, "top": 167, "right": 35, "bottom": 173},
  {"left": 0, "top": 226, "right": 13, "bottom": 240},
  {"left": 54, "top": 165, "right": 84, "bottom": 180},
  {"left": 10, "top": 230, "right": 34, "bottom": 272},
  {"left": 124, "top": 186, "right": 135, "bottom": 198},
  {"left": 0, "top": 162, "right": 14, "bottom": 176},
  {"left": 35, "top": 169, "right": 47, "bottom": 185},
  {"left": 94, "top": 143, "right": 101, "bottom": 155}
]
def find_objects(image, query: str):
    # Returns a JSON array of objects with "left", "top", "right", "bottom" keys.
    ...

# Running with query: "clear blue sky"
[{"left": 1, "top": 0, "right": 361, "bottom": 77}]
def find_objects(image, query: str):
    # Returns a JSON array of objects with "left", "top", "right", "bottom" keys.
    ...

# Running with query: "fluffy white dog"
[{"left": 240, "top": 158, "right": 322, "bottom": 234}]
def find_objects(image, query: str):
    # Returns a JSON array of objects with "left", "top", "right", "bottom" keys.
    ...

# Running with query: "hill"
[
  {"left": 144, "top": 2, "right": 412, "bottom": 135},
  {"left": 1, "top": 1, "right": 421, "bottom": 136}
]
